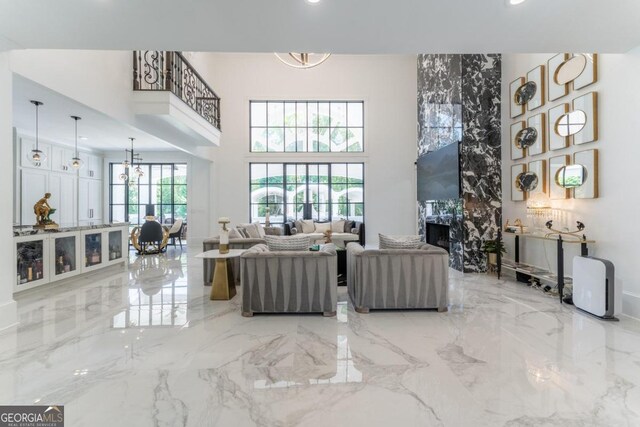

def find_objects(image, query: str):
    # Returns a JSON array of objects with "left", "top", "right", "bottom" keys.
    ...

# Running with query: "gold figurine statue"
[{"left": 34, "top": 193, "right": 58, "bottom": 229}]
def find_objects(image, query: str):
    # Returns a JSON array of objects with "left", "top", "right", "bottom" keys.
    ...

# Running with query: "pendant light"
[
  {"left": 28, "top": 100, "right": 46, "bottom": 166},
  {"left": 69, "top": 116, "right": 84, "bottom": 169}
]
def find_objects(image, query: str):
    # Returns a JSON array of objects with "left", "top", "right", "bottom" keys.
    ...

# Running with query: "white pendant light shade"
[
  {"left": 28, "top": 100, "right": 46, "bottom": 166},
  {"left": 134, "top": 165, "right": 144, "bottom": 177},
  {"left": 27, "top": 149, "right": 46, "bottom": 166},
  {"left": 70, "top": 157, "right": 84, "bottom": 170},
  {"left": 119, "top": 172, "right": 129, "bottom": 182},
  {"left": 68, "top": 115, "right": 84, "bottom": 170},
  {"left": 122, "top": 160, "right": 131, "bottom": 169}
]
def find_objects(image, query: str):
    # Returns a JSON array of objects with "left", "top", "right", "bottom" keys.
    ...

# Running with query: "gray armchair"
[
  {"left": 202, "top": 237, "right": 265, "bottom": 286},
  {"left": 346, "top": 242, "right": 449, "bottom": 313},
  {"left": 240, "top": 244, "right": 337, "bottom": 317}
]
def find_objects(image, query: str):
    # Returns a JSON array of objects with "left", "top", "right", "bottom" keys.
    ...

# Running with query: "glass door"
[
  {"left": 54, "top": 236, "right": 77, "bottom": 276},
  {"left": 108, "top": 230, "right": 123, "bottom": 262},
  {"left": 16, "top": 239, "right": 46, "bottom": 286},
  {"left": 84, "top": 232, "right": 102, "bottom": 267}
]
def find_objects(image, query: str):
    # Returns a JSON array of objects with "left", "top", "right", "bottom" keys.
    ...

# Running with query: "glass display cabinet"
[
  {"left": 14, "top": 224, "right": 129, "bottom": 294},
  {"left": 108, "top": 230, "right": 123, "bottom": 262},
  {"left": 49, "top": 232, "right": 81, "bottom": 282},
  {"left": 83, "top": 232, "right": 103, "bottom": 269},
  {"left": 15, "top": 235, "right": 50, "bottom": 291}
]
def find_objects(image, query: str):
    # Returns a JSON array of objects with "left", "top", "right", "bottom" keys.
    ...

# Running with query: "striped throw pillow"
[
  {"left": 379, "top": 234, "right": 422, "bottom": 249},
  {"left": 265, "top": 235, "right": 311, "bottom": 251}
]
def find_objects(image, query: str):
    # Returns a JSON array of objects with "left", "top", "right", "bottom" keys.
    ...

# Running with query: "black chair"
[{"left": 138, "top": 220, "right": 165, "bottom": 254}]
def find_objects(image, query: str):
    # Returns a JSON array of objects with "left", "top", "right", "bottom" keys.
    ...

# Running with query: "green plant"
[{"left": 482, "top": 237, "right": 506, "bottom": 255}]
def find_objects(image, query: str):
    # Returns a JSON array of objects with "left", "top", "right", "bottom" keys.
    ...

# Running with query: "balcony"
[{"left": 132, "top": 51, "right": 221, "bottom": 151}]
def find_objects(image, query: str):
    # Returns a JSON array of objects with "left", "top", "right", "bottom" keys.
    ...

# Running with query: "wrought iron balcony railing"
[{"left": 133, "top": 51, "right": 221, "bottom": 130}]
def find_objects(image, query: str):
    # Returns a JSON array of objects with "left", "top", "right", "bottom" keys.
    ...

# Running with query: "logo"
[{"left": 0, "top": 405, "right": 64, "bottom": 427}]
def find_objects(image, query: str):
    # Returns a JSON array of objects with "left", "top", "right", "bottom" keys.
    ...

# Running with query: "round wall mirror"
[
  {"left": 555, "top": 164, "right": 587, "bottom": 188},
  {"left": 514, "top": 82, "right": 537, "bottom": 105},
  {"left": 516, "top": 172, "right": 539, "bottom": 192},
  {"left": 556, "top": 110, "right": 587, "bottom": 137},
  {"left": 515, "top": 127, "right": 538, "bottom": 149},
  {"left": 555, "top": 55, "right": 587, "bottom": 85}
]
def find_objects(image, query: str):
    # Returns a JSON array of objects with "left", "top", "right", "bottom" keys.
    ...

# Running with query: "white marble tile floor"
[{"left": 1, "top": 248, "right": 639, "bottom": 426}]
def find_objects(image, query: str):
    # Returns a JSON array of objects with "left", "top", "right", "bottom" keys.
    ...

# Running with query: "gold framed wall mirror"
[
  {"left": 549, "top": 155, "right": 570, "bottom": 199},
  {"left": 573, "top": 149, "right": 599, "bottom": 199}
]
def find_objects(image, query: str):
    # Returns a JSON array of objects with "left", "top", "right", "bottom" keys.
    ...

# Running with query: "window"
[
  {"left": 250, "top": 163, "right": 364, "bottom": 224},
  {"left": 109, "top": 163, "right": 187, "bottom": 227},
  {"left": 250, "top": 101, "right": 364, "bottom": 152}
]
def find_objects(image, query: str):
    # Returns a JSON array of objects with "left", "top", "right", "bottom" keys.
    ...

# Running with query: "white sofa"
[{"left": 283, "top": 219, "right": 364, "bottom": 248}]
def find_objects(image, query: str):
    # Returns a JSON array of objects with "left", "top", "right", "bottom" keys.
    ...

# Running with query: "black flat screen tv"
[{"left": 417, "top": 142, "right": 460, "bottom": 201}]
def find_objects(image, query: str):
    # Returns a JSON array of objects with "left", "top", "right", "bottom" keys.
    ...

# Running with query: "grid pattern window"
[
  {"left": 250, "top": 101, "right": 364, "bottom": 152},
  {"left": 250, "top": 163, "right": 364, "bottom": 224},
  {"left": 109, "top": 163, "right": 187, "bottom": 228}
]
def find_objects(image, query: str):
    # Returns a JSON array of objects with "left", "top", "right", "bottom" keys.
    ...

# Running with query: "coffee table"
[{"left": 196, "top": 249, "right": 246, "bottom": 300}]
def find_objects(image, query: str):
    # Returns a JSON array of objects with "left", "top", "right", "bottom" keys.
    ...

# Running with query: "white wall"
[
  {"left": 0, "top": 51, "right": 18, "bottom": 330},
  {"left": 11, "top": 50, "right": 135, "bottom": 124},
  {"left": 192, "top": 53, "right": 418, "bottom": 244},
  {"left": 502, "top": 52, "right": 640, "bottom": 318},
  {"left": 102, "top": 151, "right": 214, "bottom": 247}
]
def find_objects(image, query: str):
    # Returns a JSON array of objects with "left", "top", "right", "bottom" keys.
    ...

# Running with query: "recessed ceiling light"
[
  {"left": 508, "top": 0, "right": 527, "bottom": 5},
  {"left": 79, "top": 136, "right": 89, "bottom": 141},
  {"left": 307, "top": 0, "right": 321, "bottom": 4}
]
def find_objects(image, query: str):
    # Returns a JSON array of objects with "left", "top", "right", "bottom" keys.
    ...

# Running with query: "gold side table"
[{"left": 195, "top": 249, "right": 246, "bottom": 300}]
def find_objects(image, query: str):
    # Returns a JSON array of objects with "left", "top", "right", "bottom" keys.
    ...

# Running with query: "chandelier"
[
  {"left": 120, "top": 137, "right": 143, "bottom": 184},
  {"left": 274, "top": 53, "right": 331, "bottom": 69}
]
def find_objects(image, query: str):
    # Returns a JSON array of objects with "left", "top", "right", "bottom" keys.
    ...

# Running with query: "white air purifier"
[{"left": 572, "top": 256, "right": 618, "bottom": 320}]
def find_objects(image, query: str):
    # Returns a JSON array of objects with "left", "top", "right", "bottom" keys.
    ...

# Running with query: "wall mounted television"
[{"left": 417, "top": 142, "right": 461, "bottom": 201}]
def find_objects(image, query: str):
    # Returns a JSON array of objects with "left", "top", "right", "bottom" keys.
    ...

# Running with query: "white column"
[{"left": 0, "top": 51, "right": 17, "bottom": 331}]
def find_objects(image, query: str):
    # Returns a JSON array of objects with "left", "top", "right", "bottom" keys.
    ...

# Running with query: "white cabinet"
[
  {"left": 20, "top": 169, "right": 49, "bottom": 226},
  {"left": 50, "top": 145, "right": 76, "bottom": 174},
  {"left": 48, "top": 173, "right": 77, "bottom": 227},
  {"left": 79, "top": 152, "right": 102, "bottom": 179},
  {"left": 20, "top": 137, "right": 51, "bottom": 170},
  {"left": 78, "top": 178, "right": 102, "bottom": 224}
]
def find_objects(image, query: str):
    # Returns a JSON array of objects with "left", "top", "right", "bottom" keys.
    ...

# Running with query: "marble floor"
[{"left": 1, "top": 248, "right": 640, "bottom": 427}]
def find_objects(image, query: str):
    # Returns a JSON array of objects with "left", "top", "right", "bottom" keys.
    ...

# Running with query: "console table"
[{"left": 497, "top": 230, "right": 595, "bottom": 303}]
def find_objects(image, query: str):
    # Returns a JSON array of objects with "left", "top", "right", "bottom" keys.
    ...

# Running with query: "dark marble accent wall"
[{"left": 417, "top": 54, "right": 502, "bottom": 273}]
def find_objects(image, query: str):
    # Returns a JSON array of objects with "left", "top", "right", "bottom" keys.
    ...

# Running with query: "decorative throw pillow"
[
  {"left": 315, "top": 222, "right": 331, "bottom": 233},
  {"left": 236, "top": 227, "right": 249, "bottom": 238},
  {"left": 300, "top": 220, "right": 315, "bottom": 233},
  {"left": 228, "top": 227, "right": 242, "bottom": 239},
  {"left": 265, "top": 235, "right": 311, "bottom": 251},
  {"left": 331, "top": 219, "right": 346, "bottom": 233},
  {"left": 254, "top": 221, "right": 266, "bottom": 238},
  {"left": 379, "top": 234, "right": 422, "bottom": 249},
  {"left": 294, "top": 220, "right": 303, "bottom": 233},
  {"left": 240, "top": 223, "right": 261, "bottom": 239},
  {"left": 290, "top": 227, "right": 298, "bottom": 235},
  {"left": 344, "top": 220, "right": 355, "bottom": 233}
]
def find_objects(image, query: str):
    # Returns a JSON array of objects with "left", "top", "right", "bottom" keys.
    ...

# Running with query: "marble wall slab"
[{"left": 417, "top": 54, "right": 502, "bottom": 272}]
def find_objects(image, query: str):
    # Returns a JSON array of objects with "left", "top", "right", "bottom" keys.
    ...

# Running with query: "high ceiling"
[
  {"left": 13, "top": 75, "right": 176, "bottom": 152},
  {"left": 1, "top": 0, "right": 639, "bottom": 54}
]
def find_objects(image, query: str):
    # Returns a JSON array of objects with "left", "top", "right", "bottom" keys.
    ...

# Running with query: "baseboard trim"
[
  {"left": 0, "top": 299, "right": 18, "bottom": 333},
  {"left": 622, "top": 291, "right": 640, "bottom": 321}
]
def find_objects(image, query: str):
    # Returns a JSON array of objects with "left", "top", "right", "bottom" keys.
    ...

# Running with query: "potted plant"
[{"left": 482, "top": 237, "right": 506, "bottom": 266}]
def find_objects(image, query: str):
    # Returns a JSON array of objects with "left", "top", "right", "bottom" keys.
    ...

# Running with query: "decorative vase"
[
  {"left": 219, "top": 217, "right": 230, "bottom": 254},
  {"left": 488, "top": 253, "right": 497, "bottom": 265}
]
